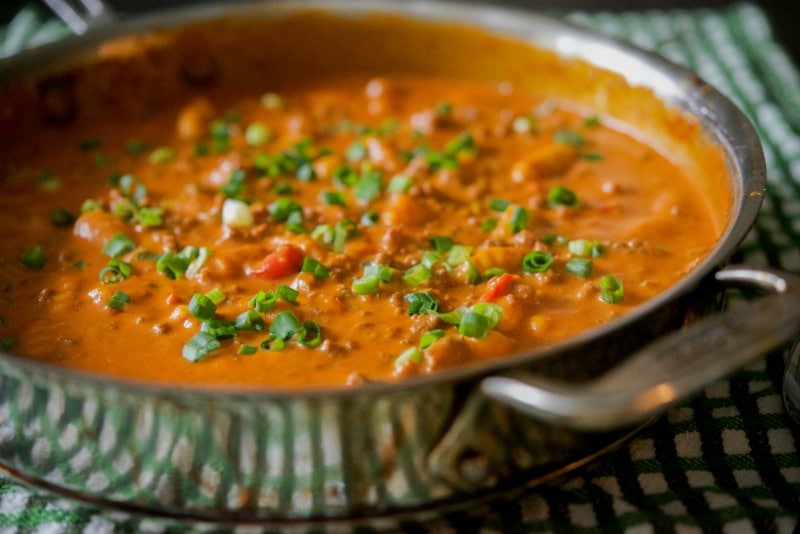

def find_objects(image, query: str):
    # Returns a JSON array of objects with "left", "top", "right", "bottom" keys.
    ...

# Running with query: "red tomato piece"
[{"left": 248, "top": 244, "right": 304, "bottom": 279}]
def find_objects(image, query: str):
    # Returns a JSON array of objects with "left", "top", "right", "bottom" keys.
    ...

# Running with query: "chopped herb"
[
  {"left": 481, "top": 217, "right": 498, "bottom": 232},
  {"left": 300, "top": 257, "right": 331, "bottom": 279},
  {"left": 102, "top": 233, "right": 135, "bottom": 258},
  {"left": 245, "top": 122, "right": 272, "bottom": 146},
  {"left": 458, "top": 311, "right": 489, "bottom": 338},
  {"left": 182, "top": 331, "right": 220, "bottom": 362},
  {"left": 566, "top": 258, "right": 593, "bottom": 278},
  {"left": 235, "top": 309, "right": 265, "bottom": 331},
  {"left": 352, "top": 262, "right": 393, "bottom": 295},
  {"left": 554, "top": 130, "right": 586, "bottom": 147},
  {"left": 285, "top": 210, "right": 307, "bottom": 234},
  {"left": 584, "top": 115, "right": 601, "bottom": 128},
  {"left": 430, "top": 235, "right": 454, "bottom": 253},
  {"left": 50, "top": 208, "right": 75, "bottom": 227},
  {"left": 205, "top": 288, "right": 226, "bottom": 304},
  {"left": 81, "top": 199, "right": 102, "bottom": 213},
  {"left": 99, "top": 258, "right": 132, "bottom": 284},
  {"left": 580, "top": 152, "right": 604, "bottom": 161},
  {"left": 419, "top": 329, "right": 446, "bottom": 349},
  {"left": 270, "top": 310, "right": 304, "bottom": 340},
  {"left": 188, "top": 293, "right": 217, "bottom": 321},
  {"left": 238, "top": 344, "right": 258, "bottom": 355},
  {"left": 149, "top": 146, "right": 176, "bottom": 164},
  {"left": 272, "top": 182, "right": 295, "bottom": 195},
  {"left": 332, "top": 219, "right": 358, "bottom": 253},
  {"left": 360, "top": 210, "right": 379, "bottom": 227},
  {"left": 387, "top": 174, "right": 413, "bottom": 193},
  {"left": 522, "top": 251, "right": 553, "bottom": 273},
  {"left": 599, "top": 275, "right": 624, "bottom": 304},
  {"left": 405, "top": 292, "right": 439, "bottom": 315},
  {"left": 508, "top": 205, "right": 530, "bottom": 234},
  {"left": 333, "top": 165, "right": 359, "bottom": 187},
  {"left": 106, "top": 290, "right": 130, "bottom": 311},
  {"left": 321, "top": 190, "right": 347, "bottom": 206},
  {"left": 548, "top": 186, "right": 578, "bottom": 207},
  {"left": 201, "top": 319, "right": 237, "bottom": 339},
  {"left": 402, "top": 264, "right": 432, "bottom": 286},
  {"left": 354, "top": 168, "right": 382, "bottom": 203},
  {"left": 446, "top": 244, "right": 472, "bottom": 267},
  {"left": 269, "top": 198, "right": 302, "bottom": 222},
  {"left": 488, "top": 198, "right": 510, "bottom": 212},
  {"left": 346, "top": 140, "right": 367, "bottom": 162},
  {"left": 435, "top": 101, "right": 453, "bottom": 117},
  {"left": 221, "top": 169, "right": 247, "bottom": 199},
  {"left": 395, "top": 346, "right": 423, "bottom": 368},
  {"left": 20, "top": 245, "right": 45, "bottom": 269},
  {"left": 297, "top": 321, "right": 323, "bottom": 347}
]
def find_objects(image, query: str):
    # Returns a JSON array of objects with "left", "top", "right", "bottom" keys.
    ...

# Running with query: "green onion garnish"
[
  {"left": 239, "top": 344, "right": 258, "bottom": 355},
  {"left": 508, "top": 206, "right": 530, "bottom": 234},
  {"left": 481, "top": 218, "right": 498, "bottom": 232},
  {"left": 205, "top": 288, "right": 226, "bottom": 304},
  {"left": 99, "top": 258, "right": 132, "bottom": 284},
  {"left": 405, "top": 292, "right": 439, "bottom": 315},
  {"left": 188, "top": 293, "right": 217, "bottom": 321},
  {"left": 387, "top": 174, "right": 413, "bottom": 193},
  {"left": 430, "top": 235, "right": 454, "bottom": 253},
  {"left": 522, "top": 251, "right": 553, "bottom": 273},
  {"left": 395, "top": 347, "right": 423, "bottom": 368},
  {"left": 182, "top": 331, "right": 220, "bottom": 362},
  {"left": 270, "top": 310, "right": 304, "bottom": 340},
  {"left": 149, "top": 146, "right": 176, "bottom": 164},
  {"left": 419, "top": 329, "right": 446, "bottom": 349},
  {"left": 235, "top": 310, "right": 265, "bottom": 331},
  {"left": 321, "top": 191, "right": 347, "bottom": 206},
  {"left": 402, "top": 264, "right": 432, "bottom": 286},
  {"left": 20, "top": 245, "right": 45, "bottom": 269},
  {"left": 297, "top": 321, "right": 323, "bottom": 347},
  {"left": 346, "top": 140, "right": 367, "bottom": 162},
  {"left": 566, "top": 258, "right": 593, "bottom": 278},
  {"left": 488, "top": 198, "right": 510, "bottom": 212},
  {"left": 245, "top": 122, "right": 271, "bottom": 146},
  {"left": 269, "top": 198, "right": 302, "bottom": 222},
  {"left": 221, "top": 169, "right": 247, "bottom": 199},
  {"left": 201, "top": 319, "right": 237, "bottom": 339},
  {"left": 300, "top": 257, "right": 331, "bottom": 279},
  {"left": 106, "top": 290, "right": 130, "bottom": 311},
  {"left": 548, "top": 186, "right": 578, "bottom": 207},
  {"left": 600, "top": 275, "right": 624, "bottom": 304},
  {"left": 361, "top": 210, "right": 379, "bottom": 227},
  {"left": 0, "top": 338, "right": 14, "bottom": 351},
  {"left": 458, "top": 311, "right": 489, "bottom": 338},
  {"left": 50, "top": 208, "right": 75, "bottom": 228},
  {"left": 554, "top": 130, "right": 585, "bottom": 147},
  {"left": 102, "top": 233, "right": 136, "bottom": 258},
  {"left": 355, "top": 169, "right": 382, "bottom": 203}
]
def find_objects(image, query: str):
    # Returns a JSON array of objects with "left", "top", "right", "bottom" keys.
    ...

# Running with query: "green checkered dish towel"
[{"left": 1, "top": 2, "right": 799, "bottom": 532}]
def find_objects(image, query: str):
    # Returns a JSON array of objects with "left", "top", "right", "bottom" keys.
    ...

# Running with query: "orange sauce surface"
[{"left": 0, "top": 15, "right": 727, "bottom": 388}]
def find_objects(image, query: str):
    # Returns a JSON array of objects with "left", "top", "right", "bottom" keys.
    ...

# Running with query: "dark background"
[{"left": 2, "top": 0, "right": 799, "bottom": 67}]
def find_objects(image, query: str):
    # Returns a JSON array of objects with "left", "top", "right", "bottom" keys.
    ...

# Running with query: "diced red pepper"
[
  {"left": 248, "top": 244, "right": 304, "bottom": 279},
  {"left": 480, "top": 273, "right": 520, "bottom": 302}
]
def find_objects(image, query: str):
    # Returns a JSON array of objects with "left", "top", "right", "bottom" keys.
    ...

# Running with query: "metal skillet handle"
[
  {"left": 42, "top": 0, "right": 115, "bottom": 34},
  {"left": 482, "top": 266, "right": 800, "bottom": 432}
]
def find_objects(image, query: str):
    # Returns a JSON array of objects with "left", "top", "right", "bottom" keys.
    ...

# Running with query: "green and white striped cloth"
[{"left": 1, "top": 2, "right": 799, "bottom": 532}]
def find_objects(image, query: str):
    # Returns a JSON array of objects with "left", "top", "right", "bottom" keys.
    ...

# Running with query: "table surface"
[{"left": 1, "top": 1, "right": 800, "bottom": 532}]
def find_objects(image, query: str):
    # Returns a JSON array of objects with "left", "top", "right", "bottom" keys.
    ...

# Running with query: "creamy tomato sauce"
[{"left": 0, "top": 17, "right": 725, "bottom": 389}]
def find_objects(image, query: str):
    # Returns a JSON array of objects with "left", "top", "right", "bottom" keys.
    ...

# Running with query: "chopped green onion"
[
  {"left": 508, "top": 205, "right": 530, "bottom": 234},
  {"left": 184, "top": 247, "right": 211, "bottom": 279},
  {"left": 354, "top": 169, "right": 382, "bottom": 203},
  {"left": 268, "top": 198, "right": 302, "bottom": 222},
  {"left": 205, "top": 288, "right": 226, "bottom": 304},
  {"left": 566, "top": 258, "right": 593, "bottom": 278},
  {"left": 584, "top": 115, "right": 601, "bottom": 128},
  {"left": 421, "top": 251, "right": 444, "bottom": 269},
  {"left": 286, "top": 210, "right": 307, "bottom": 234},
  {"left": 81, "top": 199, "right": 102, "bottom": 213},
  {"left": 458, "top": 311, "right": 489, "bottom": 338},
  {"left": 188, "top": 293, "right": 217, "bottom": 321},
  {"left": 484, "top": 267, "right": 506, "bottom": 278},
  {"left": 0, "top": 338, "right": 14, "bottom": 351},
  {"left": 430, "top": 235, "right": 454, "bottom": 253},
  {"left": 260, "top": 334, "right": 284, "bottom": 351},
  {"left": 481, "top": 218, "right": 498, "bottom": 232},
  {"left": 149, "top": 146, "right": 176, "bottom": 164},
  {"left": 446, "top": 244, "right": 472, "bottom": 267},
  {"left": 272, "top": 182, "right": 295, "bottom": 195},
  {"left": 554, "top": 130, "right": 585, "bottom": 147},
  {"left": 387, "top": 174, "right": 413, "bottom": 193},
  {"left": 548, "top": 186, "right": 578, "bottom": 207},
  {"left": 472, "top": 302, "right": 503, "bottom": 329},
  {"left": 522, "top": 251, "right": 553, "bottom": 273},
  {"left": 333, "top": 219, "right": 358, "bottom": 253},
  {"left": 301, "top": 257, "right": 331, "bottom": 279},
  {"left": 600, "top": 275, "right": 624, "bottom": 304},
  {"left": 333, "top": 165, "right": 359, "bottom": 187},
  {"left": 270, "top": 310, "right": 304, "bottom": 340},
  {"left": 405, "top": 292, "right": 439, "bottom": 315},
  {"left": 352, "top": 275, "right": 380, "bottom": 295},
  {"left": 402, "top": 264, "right": 432, "bottom": 286},
  {"left": 221, "top": 169, "right": 247, "bottom": 199},
  {"left": 346, "top": 140, "right": 367, "bottom": 162},
  {"left": 297, "top": 321, "right": 323, "bottom": 347},
  {"left": 245, "top": 122, "right": 272, "bottom": 146},
  {"left": 102, "top": 233, "right": 135, "bottom": 258},
  {"left": 235, "top": 310, "right": 265, "bottom": 331},
  {"left": 36, "top": 172, "right": 60, "bottom": 192},
  {"left": 106, "top": 290, "right": 130, "bottom": 311},
  {"left": 201, "top": 319, "right": 237, "bottom": 339},
  {"left": 136, "top": 206, "right": 163, "bottom": 227},
  {"left": 20, "top": 245, "right": 45, "bottom": 269},
  {"left": 99, "top": 258, "right": 131, "bottom": 284},
  {"left": 361, "top": 210, "right": 379, "bottom": 227},
  {"left": 321, "top": 191, "right": 347, "bottom": 206},
  {"left": 419, "top": 329, "right": 446, "bottom": 349},
  {"left": 239, "top": 344, "right": 258, "bottom": 355},
  {"left": 488, "top": 198, "right": 510, "bottom": 212},
  {"left": 435, "top": 101, "right": 453, "bottom": 117},
  {"left": 435, "top": 306, "right": 467, "bottom": 325},
  {"left": 249, "top": 289, "right": 278, "bottom": 313},
  {"left": 50, "top": 208, "right": 75, "bottom": 227},
  {"left": 543, "top": 234, "right": 568, "bottom": 246},
  {"left": 463, "top": 259, "right": 482, "bottom": 285},
  {"left": 156, "top": 252, "right": 189, "bottom": 279},
  {"left": 568, "top": 239, "right": 593, "bottom": 257},
  {"left": 311, "top": 224, "right": 334, "bottom": 245},
  {"left": 395, "top": 347, "right": 423, "bottom": 368},
  {"left": 580, "top": 152, "right": 604, "bottom": 161},
  {"left": 182, "top": 331, "right": 220, "bottom": 362},
  {"left": 277, "top": 284, "right": 299, "bottom": 303}
]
